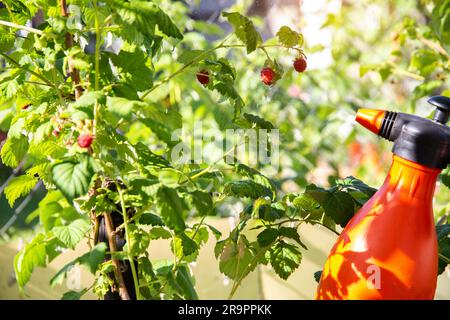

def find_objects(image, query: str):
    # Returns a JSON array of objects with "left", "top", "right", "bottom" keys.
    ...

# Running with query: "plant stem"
[
  {"left": 0, "top": 52, "right": 53, "bottom": 88},
  {"left": 60, "top": 0, "right": 83, "bottom": 99},
  {"left": 103, "top": 211, "right": 131, "bottom": 300},
  {"left": 419, "top": 35, "right": 450, "bottom": 60},
  {"left": 0, "top": 19, "right": 44, "bottom": 36},
  {"left": 92, "top": 0, "right": 101, "bottom": 137},
  {"left": 439, "top": 253, "right": 450, "bottom": 264},
  {"left": 116, "top": 182, "right": 142, "bottom": 300}
]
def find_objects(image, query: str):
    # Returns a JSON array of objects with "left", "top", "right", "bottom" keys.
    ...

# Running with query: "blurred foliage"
[{"left": 0, "top": 0, "right": 449, "bottom": 299}]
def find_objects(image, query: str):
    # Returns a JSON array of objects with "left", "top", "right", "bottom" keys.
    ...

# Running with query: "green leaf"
[
  {"left": 257, "top": 228, "right": 278, "bottom": 247},
  {"left": 276, "top": 26, "right": 303, "bottom": 47},
  {"left": 0, "top": 135, "right": 29, "bottom": 168},
  {"left": 206, "top": 224, "right": 222, "bottom": 240},
  {"left": 156, "top": 186, "right": 186, "bottom": 231},
  {"left": 224, "top": 180, "right": 273, "bottom": 199},
  {"left": 438, "top": 237, "right": 450, "bottom": 275},
  {"left": 4, "top": 175, "right": 38, "bottom": 207},
  {"left": 0, "top": 33, "right": 15, "bottom": 52},
  {"left": 177, "top": 50, "right": 209, "bottom": 64},
  {"left": 134, "top": 142, "right": 171, "bottom": 168},
  {"left": 219, "top": 237, "right": 255, "bottom": 280},
  {"left": 50, "top": 243, "right": 107, "bottom": 287},
  {"left": 234, "top": 163, "right": 276, "bottom": 199},
  {"left": 234, "top": 113, "right": 274, "bottom": 130},
  {"left": 173, "top": 232, "right": 198, "bottom": 259},
  {"left": 52, "top": 219, "right": 91, "bottom": 249},
  {"left": 73, "top": 91, "right": 104, "bottom": 108},
  {"left": 14, "top": 234, "right": 47, "bottom": 288},
  {"left": 174, "top": 265, "right": 199, "bottom": 300},
  {"left": 279, "top": 227, "right": 308, "bottom": 250},
  {"left": 409, "top": 49, "right": 440, "bottom": 76},
  {"left": 158, "top": 168, "right": 184, "bottom": 187},
  {"left": 149, "top": 226, "right": 172, "bottom": 240},
  {"left": 305, "top": 185, "right": 355, "bottom": 227},
  {"left": 441, "top": 166, "right": 450, "bottom": 190},
  {"left": 188, "top": 190, "right": 213, "bottom": 216},
  {"left": 314, "top": 270, "right": 322, "bottom": 283},
  {"left": 127, "top": 225, "right": 150, "bottom": 256},
  {"left": 223, "top": 12, "right": 262, "bottom": 54},
  {"left": 107, "top": 97, "right": 146, "bottom": 120},
  {"left": 61, "top": 290, "right": 87, "bottom": 300},
  {"left": 139, "top": 212, "right": 164, "bottom": 226},
  {"left": 269, "top": 241, "right": 302, "bottom": 280},
  {"left": 78, "top": 243, "right": 108, "bottom": 274},
  {"left": 109, "top": 49, "right": 153, "bottom": 93},
  {"left": 112, "top": 0, "right": 183, "bottom": 40},
  {"left": 51, "top": 155, "right": 96, "bottom": 202}
]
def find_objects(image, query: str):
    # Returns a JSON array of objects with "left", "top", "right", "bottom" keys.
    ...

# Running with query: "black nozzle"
[
  {"left": 428, "top": 96, "right": 450, "bottom": 124},
  {"left": 375, "top": 95, "right": 450, "bottom": 169}
]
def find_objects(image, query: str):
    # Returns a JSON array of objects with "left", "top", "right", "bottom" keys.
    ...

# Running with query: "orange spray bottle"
[{"left": 316, "top": 96, "right": 450, "bottom": 300}]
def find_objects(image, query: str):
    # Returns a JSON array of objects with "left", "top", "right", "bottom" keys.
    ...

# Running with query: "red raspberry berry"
[
  {"left": 293, "top": 57, "right": 307, "bottom": 73},
  {"left": 52, "top": 129, "right": 60, "bottom": 137},
  {"left": 77, "top": 133, "right": 94, "bottom": 148},
  {"left": 196, "top": 70, "right": 210, "bottom": 86},
  {"left": 260, "top": 67, "right": 276, "bottom": 86}
]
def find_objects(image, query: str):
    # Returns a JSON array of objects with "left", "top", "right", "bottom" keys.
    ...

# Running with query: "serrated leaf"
[
  {"left": 234, "top": 163, "right": 276, "bottom": 199},
  {"left": 0, "top": 135, "right": 28, "bottom": 168},
  {"left": 409, "top": 49, "right": 440, "bottom": 76},
  {"left": 51, "top": 155, "right": 96, "bottom": 202},
  {"left": 269, "top": 241, "right": 302, "bottom": 280},
  {"left": 107, "top": 97, "right": 146, "bottom": 120},
  {"left": 4, "top": 175, "right": 38, "bottom": 207},
  {"left": 314, "top": 270, "right": 323, "bottom": 283},
  {"left": 219, "top": 237, "right": 254, "bottom": 280},
  {"left": 440, "top": 166, "right": 450, "bottom": 190},
  {"left": 127, "top": 224, "right": 150, "bottom": 256},
  {"left": 206, "top": 224, "right": 222, "bottom": 240},
  {"left": 149, "top": 226, "right": 172, "bottom": 240},
  {"left": 174, "top": 265, "right": 199, "bottom": 300},
  {"left": 52, "top": 219, "right": 90, "bottom": 249},
  {"left": 61, "top": 290, "right": 87, "bottom": 300},
  {"left": 173, "top": 232, "right": 198, "bottom": 259},
  {"left": 134, "top": 142, "right": 171, "bottom": 168},
  {"left": 223, "top": 12, "right": 262, "bottom": 54},
  {"left": 279, "top": 227, "right": 308, "bottom": 250},
  {"left": 257, "top": 228, "right": 278, "bottom": 247},
  {"left": 139, "top": 212, "right": 164, "bottom": 226},
  {"left": 234, "top": 113, "right": 274, "bottom": 130},
  {"left": 110, "top": 49, "right": 153, "bottom": 92},
  {"left": 156, "top": 186, "right": 186, "bottom": 231},
  {"left": 305, "top": 186, "right": 355, "bottom": 227},
  {"left": 177, "top": 50, "right": 208, "bottom": 64},
  {"left": 224, "top": 180, "right": 273, "bottom": 199},
  {"left": 276, "top": 26, "right": 303, "bottom": 47},
  {"left": 188, "top": 190, "right": 213, "bottom": 216},
  {"left": 51, "top": 243, "right": 107, "bottom": 287},
  {"left": 14, "top": 234, "right": 47, "bottom": 288},
  {"left": 0, "top": 33, "right": 15, "bottom": 52}
]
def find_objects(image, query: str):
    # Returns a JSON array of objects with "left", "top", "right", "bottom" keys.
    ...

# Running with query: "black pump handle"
[{"left": 428, "top": 95, "right": 450, "bottom": 124}]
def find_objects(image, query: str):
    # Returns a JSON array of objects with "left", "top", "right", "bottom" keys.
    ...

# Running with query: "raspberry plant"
[{"left": 0, "top": 0, "right": 448, "bottom": 300}]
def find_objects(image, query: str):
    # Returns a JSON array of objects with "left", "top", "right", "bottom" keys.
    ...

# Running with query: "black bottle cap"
[{"left": 378, "top": 96, "right": 450, "bottom": 169}]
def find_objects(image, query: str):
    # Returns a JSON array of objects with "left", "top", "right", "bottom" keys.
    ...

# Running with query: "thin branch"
[
  {"left": 116, "top": 182, "right": 141, "bottom": 300},
  {"left": 419, "top": 35, "right": 450, "bottom": 60},
  {"left": 0, "top": 19, "right": 44, "bottom": 36},
  {"left": 60, "top": 0, "right": 83, "bottom": 99},
  {"left": 103, "top": 211, "right": 131, "bottom": 300},
  {"left": 0, "top": 52, "right": 54, "bottom": 87}
]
